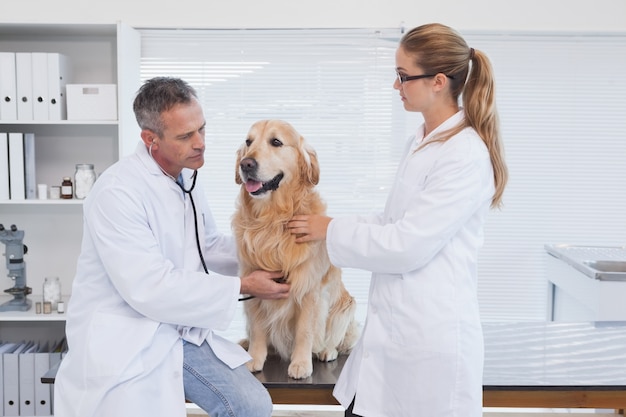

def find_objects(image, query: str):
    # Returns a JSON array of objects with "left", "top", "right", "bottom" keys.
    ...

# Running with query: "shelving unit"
[{"left": 0, "top": 22, "right": 141, "bottom": 345}]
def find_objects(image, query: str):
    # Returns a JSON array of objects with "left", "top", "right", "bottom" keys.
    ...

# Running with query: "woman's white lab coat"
[
  {"left": 54, "top": 143, "right": 250, "bottom": 417},
  {"left": 330, "top": 111, "right": 494, "bottom": 417}
]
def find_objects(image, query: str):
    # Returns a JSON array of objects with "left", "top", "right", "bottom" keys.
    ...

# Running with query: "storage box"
[{"left": 66, "top": 84, "right": 117, "bottom": 120}]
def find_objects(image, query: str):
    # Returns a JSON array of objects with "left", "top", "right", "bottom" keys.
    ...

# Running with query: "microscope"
[{"left": 0, "top": 224, "right": 32, "bottom": 312}]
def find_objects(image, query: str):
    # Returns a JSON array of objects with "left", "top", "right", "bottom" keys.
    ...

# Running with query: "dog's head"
[{"left": 235, "top": 120, "right": 319, "bottom": 199}]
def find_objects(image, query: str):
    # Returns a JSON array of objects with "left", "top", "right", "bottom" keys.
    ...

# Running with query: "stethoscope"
[
  {"left": 174, "top": 171, "right": 209, "bottom": 275},
  {"left": 150, "top": 142, "right": 252, "bottom": 301}
]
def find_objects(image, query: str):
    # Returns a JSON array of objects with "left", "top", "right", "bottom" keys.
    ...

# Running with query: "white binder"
[
  {"left": 3, "top": 342, "right": 29, "bottom": 417},
  {"left": 8, "top": 132, "right": 25, "bottom": 200},
  {"left": 0, "top": 343, "right": 19, "bottom": 417},
  {"left": 34, "top": 345, "right": 52, "bottom": 416},
  {"left": 24, "top": 132, "right": 36, "bottom": 199},
  {"left": 31, "top": 52, "right": 49, "bottom": 121},
  {"left": 15, "top": 53, "right": 34, "bottom": 121},
  {"left": 0, "top": 52, "right": 17, "bottom": 121},
  {"left": 0, "top": 132, "right": 9, "bottom": 200},
  {"left": 47, "top": 53, "right": 69, "bottom": 121},
  {"left": 18, "top": 343, "right": 38, "bottom": 416}
]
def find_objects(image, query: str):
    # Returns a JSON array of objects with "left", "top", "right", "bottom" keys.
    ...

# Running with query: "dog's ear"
[
  {"left": 300, "top": 138, "right": 320, "bottom": 186},
  {"left": 235, "top": 145, "right": 245, "bottom": 185}
]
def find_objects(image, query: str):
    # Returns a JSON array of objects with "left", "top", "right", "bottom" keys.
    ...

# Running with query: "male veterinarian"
[{"left": 54, "top": 77, "right": 290, "bottom": 417}]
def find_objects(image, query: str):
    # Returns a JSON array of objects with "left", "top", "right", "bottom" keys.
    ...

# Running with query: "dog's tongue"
[{"left": 245, "top": 180, "right": 263, "bottom": 193}]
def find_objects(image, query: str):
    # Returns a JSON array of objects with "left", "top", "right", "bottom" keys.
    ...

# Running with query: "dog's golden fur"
[{"left": 233, "top": 119, "right": 358, "bottom": 379}]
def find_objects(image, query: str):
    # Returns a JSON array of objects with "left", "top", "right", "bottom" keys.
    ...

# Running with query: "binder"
[
  {"left": 48, "top": 342, "right": 63, "bottom": 414},
  {"left": 0, "top": 132, "right": 9, "bottom": 200},
  {"left": 7, "top": 132, "right": 25, "bottom": 200},
  {"left": 31, "top": 53, "right": 48, "bottom": 121},
  {"left": 33, "top": 345, "right": 52, "bottom": 416},
  {"left": 0, "top": 52, "right": 17, "bottom": 121},
  {"left": 18, "top": 343, "right": 38, "bottom": 416},
  {"left": 23, "top": 133, "right": 36, "bottom": 199},
  {"left": 15, "top": 53, "right": 34, "bottom": 121},
  {"left": 0, "top": 343, "right": 18, "bottom": 417},
  {"left": 47, "top": 53, "right": 69, "bottom": 121},
  {"left": 3, "top": 342, "right": 29, "bottom": 417}
]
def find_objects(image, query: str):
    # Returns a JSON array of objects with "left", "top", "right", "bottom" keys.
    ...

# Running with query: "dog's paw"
[
  {"left": 246, "top": 357, "right": 266, "bottom": 373},
  {"left": 317, "top": 348, "right": 338, "bottom": 362},
  {"left": 288, "top": 359, "right": 313, "bottom": 379}
]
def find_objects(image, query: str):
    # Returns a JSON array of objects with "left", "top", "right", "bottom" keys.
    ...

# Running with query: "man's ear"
[{"left": 141, "top": 129, "right": 156, "bottom": 147}]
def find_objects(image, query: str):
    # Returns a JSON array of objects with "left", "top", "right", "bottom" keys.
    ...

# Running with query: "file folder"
[
  {"left": 0, "top": 52, "right": 17, "bottom": 121},
  {"left": 23, "top": 133, "right": 36, "bottom": 199},
  {"left": 31, "top": 53, "right": 48, "bottom": 121},
  {"left": 8, "top": 132, "right": 25, "bottom": 200},
  {"left": 18, "top": 343, "right": 38, "bottom": 416},
  {"left": 15, "top": 53, "right": 34, "bottom": 121},
  {"left": 0, "top": 132, "right": 9, "bottom": 200},
  {"left": 34, "top": 346, "right": 52, "bottom": 416},
  {"left": 47, "top": 53, "right": 69, "bottom": 121}
]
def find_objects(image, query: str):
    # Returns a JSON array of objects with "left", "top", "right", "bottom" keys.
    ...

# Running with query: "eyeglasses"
[{"left": 396, "top": 72, "right": 455, "bottom": 84}]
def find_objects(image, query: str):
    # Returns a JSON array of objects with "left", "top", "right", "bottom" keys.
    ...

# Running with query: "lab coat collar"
[
  {"left": 134, "top": 141, "right": 196, "bottom": 188},
  {"left": 417, "top": 109, "right": 466, "bottom": 145}
]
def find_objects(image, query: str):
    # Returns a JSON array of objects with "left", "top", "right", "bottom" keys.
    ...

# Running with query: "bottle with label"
[
  {"left": 61, "top": 177, "right": 73, "bottom": 199},
  {"left": 74, "top": 164, "right": 96, "bottom": 199}
]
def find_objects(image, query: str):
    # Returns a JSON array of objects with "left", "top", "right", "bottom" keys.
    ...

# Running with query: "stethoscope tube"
[
  {"left": 176, "top": 170, "right": 253, "bottom": 302},
  {"left": 175, "top": 171, "right": 209, "bottom": 275}
]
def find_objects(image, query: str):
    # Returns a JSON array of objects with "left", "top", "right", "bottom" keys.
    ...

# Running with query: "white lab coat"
[
  {"left": 330, "top": 111, "right": 494, "bottom": 417},
  {"left": 54, "top": 142, "right": 250, "bottom": 417}
]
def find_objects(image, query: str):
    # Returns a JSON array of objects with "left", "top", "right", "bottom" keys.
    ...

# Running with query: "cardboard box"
[{"left": 66, "top": 84, "right": 117, "bottom": 120}]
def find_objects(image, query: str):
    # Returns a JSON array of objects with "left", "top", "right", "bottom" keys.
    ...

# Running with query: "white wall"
[{"left": 2, "top": 0, "right": 625, "bottom": 32}]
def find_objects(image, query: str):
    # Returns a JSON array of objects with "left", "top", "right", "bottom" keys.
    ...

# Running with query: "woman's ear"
[{"left": 432, "top": 73, "right": 449, "bottom": 91}]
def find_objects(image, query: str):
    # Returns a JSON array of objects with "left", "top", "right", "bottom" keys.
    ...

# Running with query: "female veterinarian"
[{"left": 288, "top": 23, "right": 508, "bottom": 417}]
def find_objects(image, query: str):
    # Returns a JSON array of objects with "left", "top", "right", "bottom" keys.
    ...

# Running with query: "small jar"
[
  {"left": 74, "top": 164, "right": 96, "bottom": 199},
  {"left": 43, "top": 276, "right": 62, "bottom": 310},
  {"left": 60, "top": 177, "right": 73, "bottom": 199}
]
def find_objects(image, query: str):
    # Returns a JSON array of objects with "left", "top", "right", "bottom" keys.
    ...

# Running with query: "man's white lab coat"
[{"left": 54, "top": 143, "right": 250, "bottom": 417}]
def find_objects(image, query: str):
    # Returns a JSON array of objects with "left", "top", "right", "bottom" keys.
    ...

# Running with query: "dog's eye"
[
  {"left": 271, "top": 138, "right": 283, "bottom": 147},
  {"left": 245, "top": 139, "right": 252, "bottom": 146}
]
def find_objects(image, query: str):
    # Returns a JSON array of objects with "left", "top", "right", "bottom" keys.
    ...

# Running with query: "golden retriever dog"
[{"left": 233, "top": 119, "right": 359, "bottom": 379}]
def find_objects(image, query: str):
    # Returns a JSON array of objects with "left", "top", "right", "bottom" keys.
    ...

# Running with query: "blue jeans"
[{"left": 183, "top": 340, "right": 273, "bottom": 417}]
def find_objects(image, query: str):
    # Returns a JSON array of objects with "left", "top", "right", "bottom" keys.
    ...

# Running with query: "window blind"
[{"left": 139, "top": 28, "right": 626, "bottom": 341}]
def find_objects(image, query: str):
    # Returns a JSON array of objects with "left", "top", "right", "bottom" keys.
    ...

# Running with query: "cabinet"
[{"left": 0, "top": 22, "right": 141, "bottom": 345}]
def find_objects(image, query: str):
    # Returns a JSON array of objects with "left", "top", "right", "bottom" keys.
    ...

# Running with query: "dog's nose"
[{"left": 240, "top": 157, "right": 258, "bottom": 174}]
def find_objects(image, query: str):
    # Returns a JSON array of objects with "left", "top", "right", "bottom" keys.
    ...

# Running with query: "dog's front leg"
[
  {"left": 245, "top": 302, "right": 269, "bottom": 373},
  {"left": 288, "top": 293, "right": 318, "bottom": 379}
]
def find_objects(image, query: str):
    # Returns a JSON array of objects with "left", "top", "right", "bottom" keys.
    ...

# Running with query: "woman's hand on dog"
[
  {"left": 240, "top": 270, "right": 290, "bottom": 299},
  {"left": 288, "top": 215, "right": 332, "bottom": 243}
]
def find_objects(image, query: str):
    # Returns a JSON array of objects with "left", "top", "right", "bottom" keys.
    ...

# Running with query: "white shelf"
[
  {"left": 0, "top": 295, "right": 69, "bottom": 321},
  {"left": 0, "top": 199, "right": 83, "bottom": 205},
  {"left": 0, "top": 120, "right": 118, "bottom": 126}
]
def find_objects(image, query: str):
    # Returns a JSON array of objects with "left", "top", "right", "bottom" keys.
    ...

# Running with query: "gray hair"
[{"left": 133, "top": 77, "right": 198, "bottom": 137}]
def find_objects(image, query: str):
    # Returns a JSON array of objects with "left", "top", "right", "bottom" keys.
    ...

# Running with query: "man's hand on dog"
[{"left": 240, "top": 270, "right": 290, "bottom": 299}]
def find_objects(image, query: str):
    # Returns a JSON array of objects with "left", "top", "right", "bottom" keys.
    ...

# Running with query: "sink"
[
  {"left": 582, "top": 260, "right": 626, "bottom": 274},
  {"left": 545, "top": 244, "right": 626, "bottom": 281}
]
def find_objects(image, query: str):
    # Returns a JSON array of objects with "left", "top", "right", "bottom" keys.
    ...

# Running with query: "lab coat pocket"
[
  {"left": 87, "top": 312, "right": 160, "bottom": 378},
  {"left": 390, "top": 280, "right": 456, "bottom": 353},
  {"left": 386, "top": 172, "right": 427, "bottom": 220}
]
